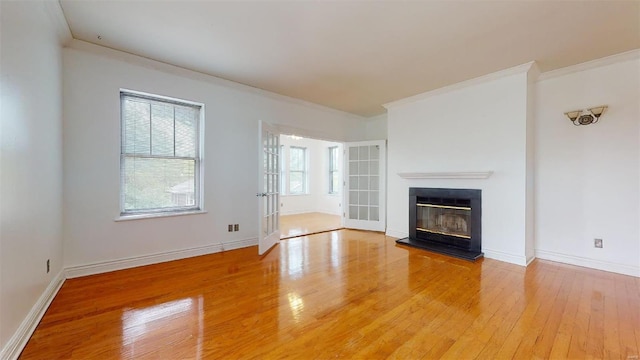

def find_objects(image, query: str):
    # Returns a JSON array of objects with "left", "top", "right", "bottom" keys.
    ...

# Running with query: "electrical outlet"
[
  {"left": 46, "top": 259, "right": 50, "bottom": 273},
  {"left": 234, "top": 224, "right": 239, "bottom": 231},
  {"left": 228, "top": 224, "right": 233, "bottom": 232},
  {"left": 594, "top": 238, "right": 603, "bottom": 248}
]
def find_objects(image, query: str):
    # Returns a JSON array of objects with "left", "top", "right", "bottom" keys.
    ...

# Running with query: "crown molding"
[
  {"left": 43, "top": 1, "right": 72, "bottom": 45},
  {"left": 538, "top": 49, "right": 640, "bottom": 82},
  {"left": 383, "top": 61, "right": 536, "bottom": 110},
  {"left": 66, "top": 40, "right": 366, "bottom": 122},
  {"left": 527, "top": 61, "right": 541, "bottom": 82}
]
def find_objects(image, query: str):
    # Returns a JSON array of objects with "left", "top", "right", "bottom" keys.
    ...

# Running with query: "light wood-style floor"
[
  {"left": 280, "top": 212, "right": 342, "bottom": 239},
  {"left": 20, "top": 230, "right": 640, "bottom": 359}
]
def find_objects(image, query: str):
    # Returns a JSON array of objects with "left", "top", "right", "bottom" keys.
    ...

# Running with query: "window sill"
[
  {"left": 115, "top": 210, "right": 207, "bottom": 222},
  {"left": 281, "top": 193, "right": 310, "bottom": 197}
]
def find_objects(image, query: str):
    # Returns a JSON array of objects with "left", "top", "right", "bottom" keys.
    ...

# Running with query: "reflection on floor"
[
  {"left": 20, "top": 230, "right": 639, "bottom": 359},
  {"left": 280, "top": 212, "right": 342, "bottom": 239}
]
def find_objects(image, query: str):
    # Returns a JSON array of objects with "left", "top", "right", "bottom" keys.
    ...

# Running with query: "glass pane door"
[
  {"left": 344, "top": 140, "right": 385, "bottom": 232},
  {"left": 258, "top": 121, "right": 280, "bottom": 255}
]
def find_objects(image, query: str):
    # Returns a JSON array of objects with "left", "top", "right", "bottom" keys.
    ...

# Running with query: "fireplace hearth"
[{"left": 397, "top": 187, "right": 483, "bottom": 261}]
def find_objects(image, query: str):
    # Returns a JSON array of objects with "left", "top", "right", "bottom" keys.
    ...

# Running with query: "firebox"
[{"left": 397, "top": 188, "right": 483, "bottom": 261}]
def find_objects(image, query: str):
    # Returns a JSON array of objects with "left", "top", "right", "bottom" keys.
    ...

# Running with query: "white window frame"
[
  {"left": 288, "top": 146, "right": 307, "bottom": 195},
  {"left": 328, "top": 146, "right": 340, "bottom": 195},
  {"left": 119, "top": 90, "right": 204, "bottom": 217},
  {"left": 280, "top": 145, "right": 287, "bottom": 195}
]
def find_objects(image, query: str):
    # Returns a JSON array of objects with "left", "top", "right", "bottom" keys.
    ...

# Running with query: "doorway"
[{"left": 279, "top": 135, "right": 344, "bottom": 239}]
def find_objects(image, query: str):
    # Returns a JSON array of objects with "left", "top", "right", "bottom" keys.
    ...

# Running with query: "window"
[
  {"left": 120, "top": 91, "right": 202, "bottom": 215},
  {"left": 280, "top": 145, "right": 286, "bottom": 195},
  {"left": 328, "top": 146, "right": 340, "bottom": 194},
  {"left": 289, "top": 146, "right": 307, "bottom": 194}
]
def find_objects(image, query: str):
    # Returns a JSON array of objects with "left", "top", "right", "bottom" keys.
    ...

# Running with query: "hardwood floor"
[
  {"left": 280, "top": 212, "right": 342, "bottom": 239},
  {"left": 20, "top": 230, "right": 640, "bottom": 359}
]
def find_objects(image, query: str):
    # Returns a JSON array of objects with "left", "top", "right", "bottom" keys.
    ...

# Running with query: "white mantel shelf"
[{"left": 398, "top": 171, "right": 494, "bottom": 179}]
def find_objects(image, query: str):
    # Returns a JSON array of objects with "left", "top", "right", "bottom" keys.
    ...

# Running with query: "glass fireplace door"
[{"left": 416, "top": 204, "right": 471, "bottom": 239}]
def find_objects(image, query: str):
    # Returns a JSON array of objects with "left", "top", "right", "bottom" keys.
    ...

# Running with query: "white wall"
[
  {"left": 279, "top": 136, "right": 342, "bottom": 216},
  {"left": 535, "top": 54, "right": 640, "bottom": 276},
  {"left": 0, "top": 1, "right": 69, "bottom": 354},
  {"left": 384, "top": 53, "right": 639, "bottom": 276},
  {"left": 62, "top": 41, "right": 366, "bottom": 270},
  {"left": 365, "top": 114, "right": 388, "bottom": 140},
  {"left": 385, "top": 65, "right": 535, "bottom": 266}
]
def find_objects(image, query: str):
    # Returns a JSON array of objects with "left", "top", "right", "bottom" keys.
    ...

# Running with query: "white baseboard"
[
  {"left": 66, "top": 237, "right": 257, "bottom": 278},
  {"left": 385, "top": 228, "right": 407, "bottom": 239},
  {"left": 316, "top": 208, "right": 342, "bottom": 216},
  {"left": 385, "top": 231, "right": 529, "bottom": 267},
  {"left": 280, "top": 210, "right": 313, "bottom": 216},
  {"left": 526, "top": 255, "right": 536, "bottom": 266},
  {"left": 1, "top": 237, "right": 259, "bottom": 358},
  {"left": 535, "top": 249, "right": 640, "bottom": 277},
  {"left": 224, "top": 237, "right": 258, "bottom": 251},
  {"left": 280, "top": 209, "right": 342, "bottom": 216},
  {"left": 0, "top": 270, "right": 65, "bottom": 360},
  {"left": 482, "top": 248, "right": 528, "bottom": 266}
]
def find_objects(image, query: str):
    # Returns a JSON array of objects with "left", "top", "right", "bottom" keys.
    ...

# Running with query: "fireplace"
[{"left": 397, "top": 188, "right": 483, "bottom": 261}]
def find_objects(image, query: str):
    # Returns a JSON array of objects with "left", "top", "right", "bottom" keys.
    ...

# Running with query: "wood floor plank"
[
  {"left": 530, "top": 268, "right": 574, "bottom": 358},
  {"left": 491, "top": 263, "right": 555, "bottom": 359},
  {"left": 280, "top": 212, "right": 342, "bottom": 239},
  {"left": 513, "top": 265, "right": 570, "bottom": 358},
  {"left": 567, "top": 268, "right": 596, "bottom": 358},
  {"left": 603, "top": 283, "right": 622, "bottom": 359},
  {"left": 619, "top": 275, "right": 640, "bottom": 358},
  {"left": 19, "top": 230, "right": 640, "bottom": 359},
  {"left": 548, "top": 269, "right": 586, "bottom": 359}
]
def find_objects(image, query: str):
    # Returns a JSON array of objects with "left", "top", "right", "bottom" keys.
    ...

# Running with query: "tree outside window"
[{"left": 120, "top": 91, "right": 202, "bottom": 215}]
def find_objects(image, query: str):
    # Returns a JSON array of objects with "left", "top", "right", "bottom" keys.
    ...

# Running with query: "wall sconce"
[{"left": 564, "top": 106, "right": 608, "bottom": 126}]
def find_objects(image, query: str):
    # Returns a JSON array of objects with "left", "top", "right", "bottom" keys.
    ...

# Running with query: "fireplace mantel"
[{"left": 397, "top": 171, "right": 493, "bottom": 179}]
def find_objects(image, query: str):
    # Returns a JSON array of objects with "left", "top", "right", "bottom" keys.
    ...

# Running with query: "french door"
[
  {"left": 343, "top": 140, "right": 386, "bottom": 232},
  {"left": 257, "top": 121, "right": 280, "bottom": 255}
]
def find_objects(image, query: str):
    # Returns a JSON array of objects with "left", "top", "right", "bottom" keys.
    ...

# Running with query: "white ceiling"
[{"left": 59, "top": 1, "right": 640, "bottom": 117}]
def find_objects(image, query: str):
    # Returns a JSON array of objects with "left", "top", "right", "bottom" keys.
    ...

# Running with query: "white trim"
[
  {"left": 538, "top": 49, "right": 640, "bottom": 82},
  {"left": 383, "top": 61, "right": 535, "bottom": 109},
  {"left": 526, "top": 254, "right": 536, "bottom": 266},
  {"left": 535, "top": 249, "right": 640, "bottom": 277},
  {"left": 1, "top": 238, "right": 260, "bottom": 357},
  {"left": 66, "top": 40, "right": 365, "bottom": 123},
  {"left": 280, "top": 209, "right": 315, "bottom": 216},
  {"left": 385, "top": 229, "right": 408, "bottom": 239},
  {"left": 42, "top": 0, "right": 72, "bottom": 45},
  {"left": 387, "top": 231, "right": 530, "bottom": 267},
  {"left": 0, "top": 271, "right": 65, "bottom": 360},
  {"left": 483, "top": 248, "right": 528, "bottom": 266},
  {"left": 344, "top": 219, "right": 385, "bottom": 232},
  {"left": 115, "top": 210, "right": 207, "bottom": 222},
  {"left": 65, "top": 237, "right": 257, "bottom": 278},
  {"left": 398, "top": 171, "right": 493, "bottom": 179}
]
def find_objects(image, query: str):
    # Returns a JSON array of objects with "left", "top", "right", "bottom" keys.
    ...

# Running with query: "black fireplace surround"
[{"left": 396, "top": 187, "right": 484, "bottom": 261}]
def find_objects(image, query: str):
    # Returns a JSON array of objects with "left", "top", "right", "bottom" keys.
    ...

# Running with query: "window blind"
[{"left": 120, "top": 92, "right": 201, "bottom": 214}]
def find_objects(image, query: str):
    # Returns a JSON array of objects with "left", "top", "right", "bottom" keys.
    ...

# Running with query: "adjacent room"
[
  {"left": 279, "top": 135, "right": 343, "bottom": 239},
  {"left": 1, "top": 1, "right": 639, "bottom": 359}
]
